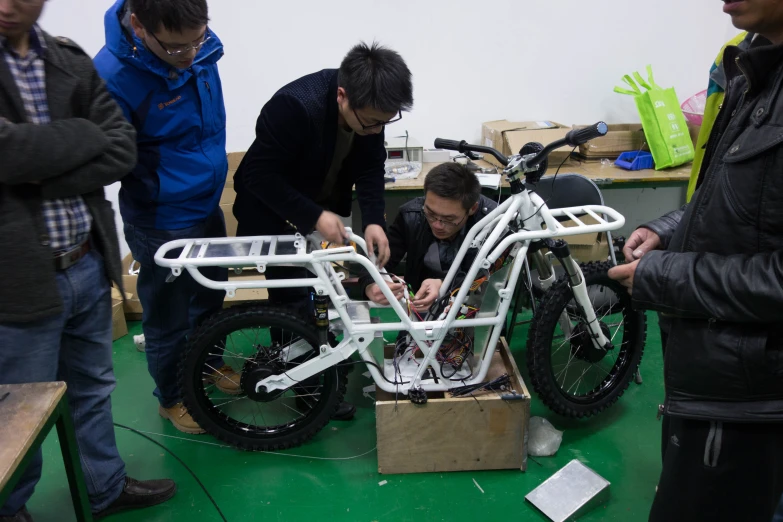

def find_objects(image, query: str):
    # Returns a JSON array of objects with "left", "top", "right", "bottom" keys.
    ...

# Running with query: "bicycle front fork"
[{"left": 532, "top": 240, "right": 612, "bottom": 351}]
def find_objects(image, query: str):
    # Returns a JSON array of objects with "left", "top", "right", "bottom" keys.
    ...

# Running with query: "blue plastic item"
[{"left": 615, "top": 151, "right": 655, "bottom": 171}]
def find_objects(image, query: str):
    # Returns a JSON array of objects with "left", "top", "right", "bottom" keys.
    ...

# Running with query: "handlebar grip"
[
  {"left": 433, "top": 138, "right": 465, "bottom": 151},
  {"left": 565, "top": 122, "right": 609, "bottom": 147}
]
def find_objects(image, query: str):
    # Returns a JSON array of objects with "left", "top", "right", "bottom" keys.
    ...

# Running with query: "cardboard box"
[
  {"left": 554, "top": 214, "right": 611, "bottom": 264},
  {"left": 218, "top": 182, "right": 238, "bottom": 236},
  {"left": 117, "top": 253, "right": 143, "bottom": 320},
  {"left": 225, "top": 152, "right": 245, "bottom": 188},
  {"left": 120, "top": 253, "right": 139, "bottom": 297},
  {"left": 122, "top": 292, "right": 143, "bottom": 322},
  {"left": 375, "top": 338, "right": 530, "bottom": 474},
  {"left": 220, "top": 186, "right": 236, "bottom": 206},
  {"left": 481, "top": 120, "right": 572, "bottom": 167},
  {"left": 224, "top": 270, "right": 269, "bottom": 306},
  {"left": 568, "top": 236, "right": 611, "bottom": 263},
  {"left": 221, "top": 204, "right": 238, "bottom": 236},
  {"left": 111, "top": 300, "right": 128, "bottom": 340},
  {"left": 573, "top": 123, "right": 645, "bottom": 158},
  {"left": 110, "top": 288, "right": 128, "bottom": 340},
  {"left": 227, "top": 151, "right": 245, "bottom": 171}
]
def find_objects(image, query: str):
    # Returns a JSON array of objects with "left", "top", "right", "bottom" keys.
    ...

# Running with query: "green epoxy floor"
[{"left": 27, "top": 314, "right": 665, "bottom": 522}]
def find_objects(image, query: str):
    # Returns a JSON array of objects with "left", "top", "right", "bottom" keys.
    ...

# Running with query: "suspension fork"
[
  {"left": 530, "top": 248, "right": 572, "bottom": 336},
  {"left": 546, "top": 239, "right": 611, "bottom": 351},
  {"left": 531, "top": 249, "right": 556, "bottom": 291}
]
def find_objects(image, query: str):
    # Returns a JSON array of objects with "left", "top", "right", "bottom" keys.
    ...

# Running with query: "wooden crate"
[{"left": 375, "top": 337, "right": 530, "bottom": 474}]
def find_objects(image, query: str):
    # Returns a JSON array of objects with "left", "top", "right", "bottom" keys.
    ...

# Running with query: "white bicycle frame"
[{"left": 155, "top": 188, "right": 623, "bottom": 396}]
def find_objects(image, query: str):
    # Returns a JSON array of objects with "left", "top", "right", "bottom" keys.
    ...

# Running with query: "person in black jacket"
[
  {"left": 609, "top": 2, "right": 783, "bottom": 520},
  {"left": 0, "top": 1, "right": 175, "bottom": 520},
  {"left": 361, "top": 163, "right": 497, "bottom": 310},
  {"left": 233, "top": 42, "right": 413, "bottom": 420}
]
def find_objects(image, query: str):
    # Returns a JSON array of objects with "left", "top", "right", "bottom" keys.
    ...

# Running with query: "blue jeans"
[
  {"left": 124, "top": 209, "right": 228, "bottom": 408},
  {"left": 774, "top": 495, "right": 783, "bottom": 522},
  {"left": 0, "top": 250, "right": 126, "bottom": 515}
]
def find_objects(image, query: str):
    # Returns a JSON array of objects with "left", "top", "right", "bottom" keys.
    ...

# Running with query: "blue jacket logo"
[{"left": 158, "top": 95, "right": 182, "bottom": 110}]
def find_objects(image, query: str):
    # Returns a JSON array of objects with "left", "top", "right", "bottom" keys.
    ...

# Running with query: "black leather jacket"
[{"left": 634, "top": 39, "right": 783, "bottom": 422}]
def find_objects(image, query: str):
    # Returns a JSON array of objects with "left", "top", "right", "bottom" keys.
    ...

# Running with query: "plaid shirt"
[{"left": 0, "top": 25, "right": 92, "bottom": 253}]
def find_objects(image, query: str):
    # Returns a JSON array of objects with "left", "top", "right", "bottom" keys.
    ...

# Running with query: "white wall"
[{"left": 39, "top": 0, "right": 738, "bottom": 257}]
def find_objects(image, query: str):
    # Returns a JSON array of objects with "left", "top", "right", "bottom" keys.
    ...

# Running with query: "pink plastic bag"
[{"left": 681, "top": 90, "right": 707, "bottom": 126}]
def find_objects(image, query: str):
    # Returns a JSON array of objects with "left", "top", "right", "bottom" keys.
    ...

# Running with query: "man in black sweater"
[{"left": 233, "top": 42, "right": 413, "bottom": 420}]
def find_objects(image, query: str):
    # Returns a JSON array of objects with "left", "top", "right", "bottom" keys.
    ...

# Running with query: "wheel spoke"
[
  {"left": 530, "top": 267, "right": 645, "bottom": 415},
  {"left": 181, "top": 307, "right": 344, "bottom": 450}
]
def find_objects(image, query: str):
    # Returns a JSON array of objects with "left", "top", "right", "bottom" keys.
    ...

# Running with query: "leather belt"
[{"left": 53, "top": 239, "right": 91, "bottom": 271}]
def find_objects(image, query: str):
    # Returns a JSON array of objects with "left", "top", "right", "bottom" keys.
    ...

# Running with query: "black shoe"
[
  {"left": 332, "top": 401, "right": 356, "bottom": 421},
  {"left": 0, "top": 506, "right": 33, "bottom": 522},
  {"left": 94, "top": 477, "right": 176, "bottom": 520}
]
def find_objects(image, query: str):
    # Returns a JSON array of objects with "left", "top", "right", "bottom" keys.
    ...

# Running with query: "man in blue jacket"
[
  {"left": 94, "top": 0, "right": 237, "bottom": 434},
  {"left": 233, "top": 42, "right": 413, "bottom": 420}
]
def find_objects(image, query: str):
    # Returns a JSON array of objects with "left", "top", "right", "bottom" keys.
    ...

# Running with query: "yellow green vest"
[{"left": 687, "top": 32, "right": 751, "bottom": 201}]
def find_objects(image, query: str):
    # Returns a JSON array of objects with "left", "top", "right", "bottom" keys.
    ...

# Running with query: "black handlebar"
[
  {"left": 432, "top": 138, "right": 462, "bottom": 151},
  {"left": 524, "top": 121, "right": 608, "bottom": 167},
  {"left": 433, "top": 138, "right": 510, "bottom": 166},
  {"left": 434, "top": 121, "right": 608, "bottom": 173},
  {"left": 565, "top": 122, "right": 609, "bottom": 147}
]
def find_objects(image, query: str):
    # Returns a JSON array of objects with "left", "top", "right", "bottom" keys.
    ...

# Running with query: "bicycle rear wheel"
[{"left": 180, "top": 305, "right": 346, "bottom": 450}]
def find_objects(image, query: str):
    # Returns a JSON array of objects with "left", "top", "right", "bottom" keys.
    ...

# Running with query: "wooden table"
[
  {"left": 385, "top": 159, "right": 692, "bottom": 192},
  {"left": 0, "top": 382, "right": 92, "bottom": 521}
]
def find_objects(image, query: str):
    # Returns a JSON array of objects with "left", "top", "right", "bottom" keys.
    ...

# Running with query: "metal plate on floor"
[{"left": 526, "top": 459, "right": 610, "bottom": 521}]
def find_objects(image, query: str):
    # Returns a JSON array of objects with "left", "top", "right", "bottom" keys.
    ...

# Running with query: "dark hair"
[
  {"left": 338, "top": 42, "right": 413, "bottom": 113},
  {"left": 424, "top": 163, "right": 481, "bottom": 210},
  {"left": 129, "top": 0, "right": 209, "bottom": 32}
]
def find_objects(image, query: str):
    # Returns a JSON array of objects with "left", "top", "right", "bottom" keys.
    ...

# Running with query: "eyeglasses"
[
  {"left": 147, "top": 27, "right": 211, "bottom": 57},
  {"left": 352, "top": 108, "right": 402, "bottom": 131},
  {"left": 422, "top": 207, "right": 468, "bottom": 228}
]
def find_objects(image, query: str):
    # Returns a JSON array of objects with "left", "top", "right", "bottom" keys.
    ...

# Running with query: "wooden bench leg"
[{"left": 55, "top": 400, "right": 93, "bottom": 522}]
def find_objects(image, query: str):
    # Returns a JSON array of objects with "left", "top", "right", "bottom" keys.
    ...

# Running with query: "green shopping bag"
[{"left": 615, "top": 66, "right": 694, "bottom": 170}]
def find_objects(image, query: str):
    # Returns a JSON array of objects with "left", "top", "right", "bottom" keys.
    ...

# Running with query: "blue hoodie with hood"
[{"left": 94, "top": 0, "right": 227, "bottom": 230}]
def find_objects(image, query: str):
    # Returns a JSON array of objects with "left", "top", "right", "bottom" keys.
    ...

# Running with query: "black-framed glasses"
[
  {"left": 147, "top": 27, "right": 211, "bottom": 57},
  {"left": 352, "top": 108, "right": 402, "bottom": 131},
  {"left": 422, "top": 207, "right": 468, "bottom": 228}
]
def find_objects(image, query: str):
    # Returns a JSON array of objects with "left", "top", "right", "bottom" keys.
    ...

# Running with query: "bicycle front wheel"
[{"left": 526, "top": 261, "right": 646, "bottom": 418}]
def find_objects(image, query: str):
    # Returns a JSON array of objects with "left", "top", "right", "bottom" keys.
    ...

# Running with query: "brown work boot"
[
  {"left": 158, "top": 403, "right": 205, "bottom": 434},
  {"left": 205, "top": 364, "right": 242, "bottom": 395}
]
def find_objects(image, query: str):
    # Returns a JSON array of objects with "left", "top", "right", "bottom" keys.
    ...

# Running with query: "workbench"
[
  {"left": 386, "top": 159, "right": 692, "bottom": 192},
  {"left": 0, "top": 382, "right": 92, "bottom": 521},
  {"left": 372, "top": 158, "right": 692, "bottom": 238},
  {"left": 226, "top": 150, "right": 692, "bottom": 238}
]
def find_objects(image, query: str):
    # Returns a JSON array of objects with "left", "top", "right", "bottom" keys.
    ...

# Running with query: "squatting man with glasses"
[{"left": 360, "top": 162, "right": 498, "bottom": 312}]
